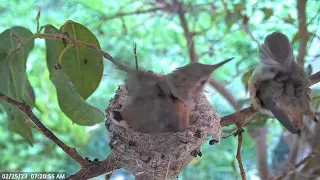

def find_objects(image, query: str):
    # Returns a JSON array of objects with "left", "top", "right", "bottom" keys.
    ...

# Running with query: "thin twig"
[
  {"left": 0, "top": 92, "right": 87, "bottom": 166},
  {"left": 0, "top": 93, "right": 120, "bottom": 179},
  {"left": 241, "top": 23, "right": 260, "bottom": 46},
  {"left": 133, "top": 41, "right": 139, "bottom": 70},
  {"left": 102, "top": 7, "right": 163, "bottom": 21},
  {"left": 236, "top": 128, "right": 246, "bottom": 180},
  {"left": 270, "top": 148, "right": 320, "bottom": 180},
  {"left": 35, "top": 33, "right": 134, "bottom": 74}
]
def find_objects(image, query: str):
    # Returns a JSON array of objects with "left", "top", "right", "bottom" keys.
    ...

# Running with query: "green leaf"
[
  {"left": 246, "top": 113, "right": 269, "bottom": 132},
  {"left": 242, "top": 67, "right": 255, "bottom": 92},
  {"left": 22, "top": 77, "right": 36, "bottom": 109},
  {"left": 306, "top": 64, "right": 312, "bottom": 76},
  {"left": 234, "top": 3, "right": 245, "bottom": 12},
  {"left": 225, "top": 11, "right": 240, "bottom": 29},
  {"left": 283, "top": 15, "right": 295, "bottom": 25},
  {"left": 45, "top": 25, "right": 104, "bottom": 126},
  {"left": 58, "top": 20, "right": 103, "bottom": 99},
  {"left": 292, "top": 31, "right": 300, "bottom": 44},
  {"left": 0, "top": 26, "right": 35, "bottom": 144},
  {"left": 260, "top": 8, "right": 273, "bottom": 21}
]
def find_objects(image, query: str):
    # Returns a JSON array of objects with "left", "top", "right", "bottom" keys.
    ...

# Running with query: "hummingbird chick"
[
  {"left": 249, "top": 32, "right": 317, "bottom": 135},
  {"left": 112, "top": 58, "right": 234, "bottom": 133}
]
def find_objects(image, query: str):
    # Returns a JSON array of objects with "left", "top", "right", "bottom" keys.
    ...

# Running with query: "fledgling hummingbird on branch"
[
  {"left": 112, "top": 58, "right": 234, "bottom": 133},
  {"left": 248, "top": 32, "right": 317, "bottom": 135}
]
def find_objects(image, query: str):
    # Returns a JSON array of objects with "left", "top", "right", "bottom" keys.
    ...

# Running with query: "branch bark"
[
  {"left": 173, "top": 0, "right": 198, "bottom": 62},
  {"left": 0, "top": 92, "right": 88, "bottom": 166},
  {"left": 249, "top": 126, "right": 270, "bottom": 179},
  {"left": 67, "top": 153, "right": 120, "bottom": 180},
  {"left": 172, "top": 0, "right": 239, "bottom": 111},
  {"left": 236, "top": 128, "right": 246, "bottom": 180},
  {"left": 296, "top": 0, "right": 309, "bottom": 65}
]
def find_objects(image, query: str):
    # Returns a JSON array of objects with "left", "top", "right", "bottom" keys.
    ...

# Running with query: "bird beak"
[{"left": 211, "top": 57, "right": 234, "bottom": 70}]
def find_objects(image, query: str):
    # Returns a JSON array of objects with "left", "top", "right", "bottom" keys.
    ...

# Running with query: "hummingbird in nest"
[
  {"left": 112, "top": 58, "right": 234, "bottom": 133},
  {"left": 248, "top": 31, "right": 318, "bottom": 135}
]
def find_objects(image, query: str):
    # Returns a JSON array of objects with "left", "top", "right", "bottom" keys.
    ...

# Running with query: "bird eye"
[{"left": 200, "top": 79, "right": 206, "bottom": 85}]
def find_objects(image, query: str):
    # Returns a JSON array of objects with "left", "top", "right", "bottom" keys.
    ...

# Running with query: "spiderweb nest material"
[{"left": 105, "top": 86, "right": 222, "bottom": 179}]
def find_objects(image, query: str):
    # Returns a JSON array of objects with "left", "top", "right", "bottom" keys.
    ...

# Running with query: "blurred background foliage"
[{"left": 0, "top": 0, "right": 319, "bottom": 179}]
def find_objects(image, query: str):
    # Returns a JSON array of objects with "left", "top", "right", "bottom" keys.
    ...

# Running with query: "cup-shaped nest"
[{"left": 105, "top": 86, "right": 222, "bottom": 180}]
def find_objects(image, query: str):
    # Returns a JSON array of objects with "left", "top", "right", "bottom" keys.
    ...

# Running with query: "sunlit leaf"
[
  {"left": 45, "top": 25, "right": 104, "bottom": 126},
  {"left": 283, "top": 15, "right": 295, "bottom": 25},
  {"left": 225, "top": 11, "right": 240, "bottom": 29},
  {"left": 234, "top": 3, "right": 245, "bottom": 12},
  {"left": 58, "top": 20, "right": 103, "bottom": 99},
  {"left": 241, "top": 67, "right": 255, "bottom": 92},
  {"left": 292, "top": 31, "right": 300, "bottom": 44},
  {"left": 246, "top": 113, "right": 269, "bottom": 132},
  {"left": 0, "top": 26, "right": 35, "bottom": 144},
  {"left": 260, "top": 8, "right": 273, "bottom": 21},
  {"left": 306, "top": 64, "right": 312, "bottom": 75}
]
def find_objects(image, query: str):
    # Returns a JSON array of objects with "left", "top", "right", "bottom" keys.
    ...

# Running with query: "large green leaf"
[
  {"left": 58, "top": 20, "right": 103, "bottom": 99},
  {"left": 225, "top": 11, "right": 240, "bottom": 30},
  {"left": 241, "top": 67, "right": 255, "bottom": 92},
  {"left": 45, "top": 25, "right": 104, "bottom": 126},
  {"left": 0, "top": 26, "right": 35, "bottom": 144},
  {"left": 260, "top": 8, "right": 273, "bottom": 21}
]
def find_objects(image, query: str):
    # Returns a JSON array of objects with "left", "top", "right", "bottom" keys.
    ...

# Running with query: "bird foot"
[
  {"left": 296, "top": 129, "right": 302, "bottom": 136},
  {"left": 313, "top": 117, "right": 319, "bottom": 123}
]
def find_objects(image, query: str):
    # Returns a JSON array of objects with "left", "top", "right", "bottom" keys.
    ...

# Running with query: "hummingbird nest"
[{"left": 105, "top": 86, "right": 222, "bottom": 180}]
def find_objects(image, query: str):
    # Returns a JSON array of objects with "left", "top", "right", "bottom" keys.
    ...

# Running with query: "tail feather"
[{"left": 271, "top": 109, "right": 299, "bottom": 134}]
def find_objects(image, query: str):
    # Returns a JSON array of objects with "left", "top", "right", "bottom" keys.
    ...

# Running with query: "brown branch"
[
  {"left": 173, "top": 0, "right": 198, "bottom": 62},
  {"left": 250, "top": 127, "right": 270, "bottom": 179},
  {"left": 171, "top": 0, "right": 239, "bottom": 111},
  {"left": 220, "top": 71, "right": 320, "bottom": 127},
  {"left": 236, "top": 128, "right": 247, "bottom": 180},
  {"left": 0, "top": 92, "right": 120, "bottom": 179},
  {"left": 270, "top": 148, "right": 320, "bottom": 180},
  {"left": 102, "top": 7, "right": 163, "bottom": 21},
  {"left": 35, "top": 33, "right": 134, "bottom": 74},
  {"left": 296, "top": 0, "right": 309, "bottom": 65},
  {"left": 310, "top": 71, "right": 320, "bottom": 86},
  {"left": 220, "top": 106, "right": 256, "bottom": 127},
  {"left": 0, "top": 92, "right": 87, "bottom": 166},
  {"left": 67, "top": 153, "right": 120, "bottom": 180},
  {"left": 241, "top": 23, "right": 260, "bottom": 46}
]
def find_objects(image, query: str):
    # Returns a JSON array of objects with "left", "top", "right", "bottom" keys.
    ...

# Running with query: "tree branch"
[
  {"left": 271, "top": 148, "right": 320, "bottom": 180},
  {"left": 296, "top": 0, "right": 309, "bottom": 65},
  {"left": 236, "top": 128, "right": 246, "bottom": 180},
  {"left": 67, "top": 153, "right": 120, "bottom": 180},
  {"left": 35, "top": 33, "right": 134, "bottom": 74},
  {"left": 0, "top": 92, "right": 120, "bottom": 179},
  {"left": 171, "top": 0, "right": 239, "bottom": 111},
  {"left": 0, "top": 92, "right": 88, "bottom": 166},
  {"left": 102, "top": 7, "right": 163, "bottom": 21},
  {"left": 173, "top": 0, "right": 198, "bottom": 62}
]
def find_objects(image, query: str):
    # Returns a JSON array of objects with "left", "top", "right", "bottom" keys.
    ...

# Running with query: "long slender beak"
[{"left": 212, "top": 57, "right": 234, "bottom": 70}]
